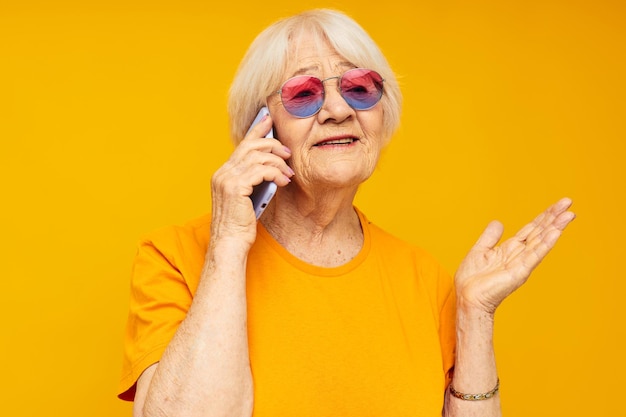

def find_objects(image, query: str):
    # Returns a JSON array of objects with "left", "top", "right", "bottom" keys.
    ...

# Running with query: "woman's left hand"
[{"left": 455, "top": 197, "right": 576, "bottom": 315}]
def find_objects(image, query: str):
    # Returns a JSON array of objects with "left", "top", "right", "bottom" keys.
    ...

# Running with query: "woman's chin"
[{"left": 305, "top": 166, "right": 374, "bottom": 190}]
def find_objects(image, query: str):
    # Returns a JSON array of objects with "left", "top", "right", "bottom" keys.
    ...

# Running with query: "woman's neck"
[{"left": 259, "top": 185, "right": 363, "bottom": 267}]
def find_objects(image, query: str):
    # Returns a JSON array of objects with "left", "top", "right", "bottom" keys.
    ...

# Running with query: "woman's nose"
[{"left": 317, "top": 79, "right": 354, "bottom": 124}]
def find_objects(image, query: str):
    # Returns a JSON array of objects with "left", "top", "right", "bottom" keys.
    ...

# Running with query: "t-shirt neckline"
[{"left": 255, "top": 207, "right": 372, "bottom": 277}]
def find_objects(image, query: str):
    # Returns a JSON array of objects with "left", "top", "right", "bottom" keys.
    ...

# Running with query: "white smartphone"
[{"left": 245, "top": 107, "right": 278, "bottom": 219}]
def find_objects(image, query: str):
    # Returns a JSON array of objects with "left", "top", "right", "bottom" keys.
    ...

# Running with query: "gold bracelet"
[{"left": 449, "top": 378, "right": 500, "bottom": 401}]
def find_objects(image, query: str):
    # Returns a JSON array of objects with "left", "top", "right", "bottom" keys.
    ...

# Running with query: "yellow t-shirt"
[{"left": 119, "top": 208, "right": 456, "bottom": 416}]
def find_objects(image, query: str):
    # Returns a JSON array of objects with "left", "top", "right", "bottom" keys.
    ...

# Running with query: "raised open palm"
[{"left": 455, "top": 198, "right": 575, "bottom": 314}]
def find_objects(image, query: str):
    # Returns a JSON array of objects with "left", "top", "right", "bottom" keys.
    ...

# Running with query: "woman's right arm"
[
  {"left": 132, "top": 115, "right": 292, "bottom": 417},
  {"left": 135, "top": 236, "right": 254, "bottom": 417}
]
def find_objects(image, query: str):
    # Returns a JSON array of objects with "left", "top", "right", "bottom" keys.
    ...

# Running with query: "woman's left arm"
[{"left": 443, "top": 198, "right": 575, "bottom": 417}]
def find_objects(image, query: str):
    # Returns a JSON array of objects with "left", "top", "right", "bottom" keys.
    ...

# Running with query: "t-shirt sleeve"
[
  {"left": 118, "top": 232, "right": 193, "bottom": 401},
  {"left": 437, "top": 264, "right": 457, "bottom": 388}
]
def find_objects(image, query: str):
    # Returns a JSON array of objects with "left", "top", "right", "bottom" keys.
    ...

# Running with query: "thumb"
[{"left": 473, "top": 220, "right": 504, "bottom": 251}]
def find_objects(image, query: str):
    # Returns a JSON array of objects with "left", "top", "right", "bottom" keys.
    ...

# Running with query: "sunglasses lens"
[
  {"left": 340, "top": 69, "right": 384, "bottom": 110},
  {"left": 280, "top": 76, "right": 325, "bottom": 118},
  {"left": 278, "top": 69, "right": 384, "bottom": 118}
]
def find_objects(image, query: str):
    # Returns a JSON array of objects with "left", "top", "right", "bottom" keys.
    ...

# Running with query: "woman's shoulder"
[
  {"left": 357, "top": 208, "right": 436, "bottom": 262},
  {"left": 357, "top": 208, "right": 455, "bottom": 305},
  {"left": 137, "top": 213, "right": 212, "bottom": 258},
  {"left": 131, "top": 213, "right": 212, "bottom": 292}
]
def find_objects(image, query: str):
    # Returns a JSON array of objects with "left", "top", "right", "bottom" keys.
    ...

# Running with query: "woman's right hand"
[{"left": 210, "top": 114, "right": 293, "bottom": 248}]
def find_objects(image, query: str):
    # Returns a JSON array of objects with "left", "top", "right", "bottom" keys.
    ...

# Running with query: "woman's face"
[{"left": 267, "top": 32, "right": 386, "bottom": 193}]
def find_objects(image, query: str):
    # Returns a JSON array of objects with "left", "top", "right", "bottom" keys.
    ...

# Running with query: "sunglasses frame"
[{"left": 275, "top": 68, "right": 385, "bottom": 118}]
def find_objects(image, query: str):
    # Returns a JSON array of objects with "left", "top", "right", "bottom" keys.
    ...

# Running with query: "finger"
[
  {"left": 243, "top": 164, "right": 292, "bottom": 188},
  {"left": 268, "top": 141, "right": 293, "bottom": 160},
  {"left": 239, "top": 149, "right": 294, "bottom": 179},
  {"left": 554, "top": 209, "right": 576, "bottom": 231},
  {"left": 525, "top": 198, "right": 574, "bottom": 243},
  {"left": 553, "top": 196, "right": 574, "bottom": 213},
  {"left": 213, "top": 163, "right": 291, "bottom": 203},
  {"left": 246, "top": 138, "right": 292, "bottom": 158},
  {"left": 514, "top": 209, "right": 575, "bottom": 275},
  {"left": 516, "top": 197, "right": 573, "bottom": 243},
  {"left": 235, "top": 136, "right": 291, "bottom": 159},
  {"left": 526, "top": 210, "right": 575, "bottom": 252},
  {"left": 214, "top": 146, "right": 293, "bottom": 189},
  {"left": 512, "top": 227, "right": 562, "bottom": 278},
  {"left": 243, "top": 114, "right": 274, "bottom": 141},
  {"left": 472, "top": 220, "right": 504, "bottom": 251},
  {"left": 228, "top": 135, "right": 294, "bottom": 181},
  {"left": 233, "top": 139, "right": 293, "bottom": 176},
  {"left": 514, "top": 211, "right": 544, "bottom": 242}
]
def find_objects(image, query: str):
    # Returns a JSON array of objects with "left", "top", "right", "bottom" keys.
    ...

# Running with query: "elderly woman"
[{"left": 118, "top": 9, "right": 575, "bottom": 417}]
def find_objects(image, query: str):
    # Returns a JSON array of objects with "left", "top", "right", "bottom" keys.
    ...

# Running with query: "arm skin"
[
  {"left": 132, "top": 115, "right": 293, "bottom": 417},
  {"left": 137, "top": 240, "right": 253, "bottom": 417},
  {"left": 443, "top": 197, "right": 576, "bottom": 417}
]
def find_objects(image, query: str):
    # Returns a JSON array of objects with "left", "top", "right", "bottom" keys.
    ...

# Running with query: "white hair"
[{"left": 227, "top": 9, "right": 402, "bottom": 144}]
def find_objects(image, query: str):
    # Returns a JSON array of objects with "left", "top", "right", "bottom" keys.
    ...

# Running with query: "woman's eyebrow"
[
  {"left": 291, "top": 65, "right": 319, "bottom": 77},
  {"left": 334, "top": 61, "right": 357, "bottom": 71}
]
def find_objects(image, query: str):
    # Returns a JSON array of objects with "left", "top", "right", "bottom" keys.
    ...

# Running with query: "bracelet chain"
[{"left": 449, "top": 378, "right": 500, "bottom": 401}]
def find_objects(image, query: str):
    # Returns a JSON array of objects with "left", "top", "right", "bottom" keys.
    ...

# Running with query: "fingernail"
[
  {"left": 261, "top": 115, "right": 269, "bottom": 122},
  {"left": 287, "top": 167, "right": 295, "bottom": 176},
  {"left": 283, "top": 146, "right": 292, "bottom": 154},
  {"left": 284, "top": 175, "right": 292, "bottom": 183}
]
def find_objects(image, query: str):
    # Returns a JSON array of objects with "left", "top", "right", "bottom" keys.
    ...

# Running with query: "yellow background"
[{"left": 1, "top": 0, "right": 624, "bottom": 415}]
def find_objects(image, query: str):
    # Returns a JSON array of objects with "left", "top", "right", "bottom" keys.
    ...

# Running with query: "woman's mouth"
[{"left": 313, "top": 137, "right": 359, "bottom": 147}]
